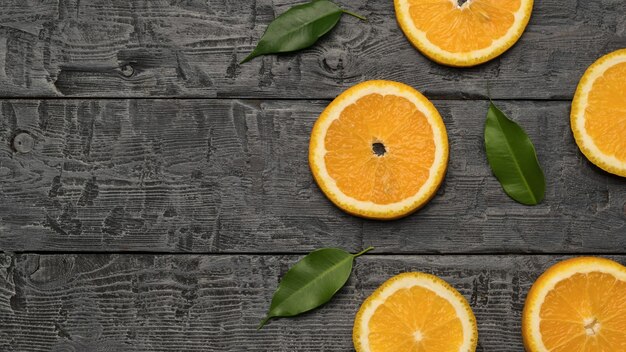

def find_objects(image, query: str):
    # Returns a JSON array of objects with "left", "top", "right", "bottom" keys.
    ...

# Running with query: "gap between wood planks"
[
  {"left": 1, "top": 251, "right": 623, "bottom": 256},
  {"left": 0, "top": 96, "right": 575, "bottom": 102}
]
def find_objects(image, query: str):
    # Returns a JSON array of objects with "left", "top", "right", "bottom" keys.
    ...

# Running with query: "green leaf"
[
  {"left": 484, "top": 102, "right": 546, "bottom": 205},
  {"left": 241, "top": 0, "right": 365, "bottom": 63},
  {"left": 258, "top": 246, "right": 373, "bottom": 329}
]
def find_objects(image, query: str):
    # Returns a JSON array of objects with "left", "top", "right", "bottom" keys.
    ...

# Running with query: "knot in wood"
[
  {"left": 321, "top": 48, "right": 351, "bottom": 74},
  {"left": 120, "top": 64, "right": 135, "bottom": 78},
  {"left": 12, "top": 132, "right": 34, "bottom": 153}
]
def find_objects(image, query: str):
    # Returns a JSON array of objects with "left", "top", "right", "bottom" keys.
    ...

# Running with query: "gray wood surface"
[
  {"left": 2, "top": 1, "right": 626, "bottom": 351},
  {"left": 1, "top": 253, "right": 624, "bottom": 352},
  {"left": 0, "top": 0, "right": 624, "bottom": 99},
  {"left": 1, "top": 99, "right": 624, "bottom": 253}
]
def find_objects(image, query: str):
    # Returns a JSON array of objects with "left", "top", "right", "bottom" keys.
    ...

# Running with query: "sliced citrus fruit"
[
  {"left": 522, "top": 257, "right": 626, "bottom": 352},
  {"left": 394, "top": 0, "right": 534, "bottom": 67},
  {"left": 571, "top": 48, "right": 626, "bottom": 177},
  {"left": 308, "top": 80, "right": 449, "bottom": 220},
  {"left": 353, "top": 272, "right": 478, "bottom": 352}
]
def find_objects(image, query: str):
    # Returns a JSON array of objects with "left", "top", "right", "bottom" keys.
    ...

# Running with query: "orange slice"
[
  {"left": 353, "top": 272, "right": 478, "bottom": 352},
  {"left": 394, "top": 0, "right": 534, "bottom": 67},
  {"left": 522, "top": 257, "right": 626, "bottom": 352},
  {"left": 308, "top": 80, "right": 449, "bottom": 220},
  {"left": 571, "top": 49, "right": 626, "bottom": 177}
]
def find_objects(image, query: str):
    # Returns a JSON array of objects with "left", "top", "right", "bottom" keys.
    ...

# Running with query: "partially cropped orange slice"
[
  {"left": 309, "top": 80, "right": 449, "bottom": 220},
  {"left": 571, "top": 49, "right": 626, "bottom": 177},
  {"left": 522, "top": 257, "right": 626, "bottom": 352},
  {"left": 353, "top": 272, "right": 478, "bottom": 352},
  {"left": 395, "top": 0, "right": 534, "bottom": 67}
]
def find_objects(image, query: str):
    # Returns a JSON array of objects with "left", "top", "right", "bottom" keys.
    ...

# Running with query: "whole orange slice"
[
  {"left": 308, "top": 80, "right": 449, "bottom": 220},
  {"left": 394, "top": 0, "right": 534, "bottom": 67},
  {"left": 522, "top": 257, "right": 626, "bottom": 351},
  {"left": 353, "top": 272, "right": 478, "bottom": 352},
  {"left": 571, "top": 49, "right": 626, "bottom": 177}
]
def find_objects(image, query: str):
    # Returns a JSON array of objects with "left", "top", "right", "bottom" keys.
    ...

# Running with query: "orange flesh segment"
[
  {"left": 324, "top": 94, "right": 435, "bottom": 205},
  {"left": 539, "top": 272, "right": 626, "bottom": 351},
  {"left": 407, "top": 0, "right": 521, "bottom": 53},
  {"left": 585, "top": 61, "right": 626, "bottom": 161},
  {"left": 368, "top": 286, "right": 464, "bottom": 352}
]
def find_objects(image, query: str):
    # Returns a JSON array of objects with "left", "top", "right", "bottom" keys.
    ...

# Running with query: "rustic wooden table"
[{"left": 0, "top": 1, "right": 624, "bottom": 351}]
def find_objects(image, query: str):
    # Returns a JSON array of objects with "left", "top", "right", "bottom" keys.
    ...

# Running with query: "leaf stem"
[
  {"left": 342, "top": 9, "right": 366, "bottom": 20},
  {"left": 258, "top": 316, "right": 271, "bottom": 330},
  {"left": 353, "top": 246, "right": 374, "bottom": 258}
]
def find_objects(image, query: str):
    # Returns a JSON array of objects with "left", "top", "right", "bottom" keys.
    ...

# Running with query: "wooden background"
[{"left": 0, "top": 0, "right": 624, "bottom": 350}]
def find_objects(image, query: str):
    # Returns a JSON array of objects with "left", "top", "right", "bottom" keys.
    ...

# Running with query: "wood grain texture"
[
  {"left": 0, "top": 0, "right": 624, "bottom": 99},
  {"left": 1, "top": 99, "right": 624, "bottom": 253},
  {"left": 0, "top": 253, "right": 624, "bottom": 351}
]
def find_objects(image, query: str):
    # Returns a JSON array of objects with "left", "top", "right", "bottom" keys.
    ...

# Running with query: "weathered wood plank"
[
  {"left": 0, "top": 253, "right": 624, "bottom": 351},
  {"left": 0, "top": 0, "right": 624, "bottom": 99},
  {"left": 0, "top": 99, "right": 623, "bottom": 253}
]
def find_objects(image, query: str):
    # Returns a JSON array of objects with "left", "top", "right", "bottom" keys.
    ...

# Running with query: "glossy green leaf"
[
  {"left": 241, "top": 0, "right": 365, "bottom": 63},
  {"left": 259, "top": 247, "right": 373, "bottom": 329},
  {"left": 484, "top": 102, "right": 546, "bottom": 205}
]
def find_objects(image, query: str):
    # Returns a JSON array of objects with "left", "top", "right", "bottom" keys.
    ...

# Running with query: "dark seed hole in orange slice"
[{"left": 372, "top": 142, "right": 386, "bottom": 157}]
